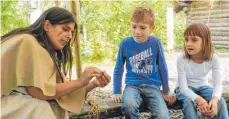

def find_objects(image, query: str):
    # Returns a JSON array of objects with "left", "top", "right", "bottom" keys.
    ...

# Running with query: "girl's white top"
[{"left": 176, "top": 53, "right": 222, "bottom": 101}]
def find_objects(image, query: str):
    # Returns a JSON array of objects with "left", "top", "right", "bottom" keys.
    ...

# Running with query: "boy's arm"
[
  {"left": 157, "top": 39, "right": 169, "bottom": 94},
  {"left": 113, "top": 42, "right": 125, "bottom": 94}
]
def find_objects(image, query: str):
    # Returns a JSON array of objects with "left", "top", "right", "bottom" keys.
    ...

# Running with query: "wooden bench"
[
  {"left": 69, "top": 98, "right": 183, "bottom": 119},
  {"left": 69, "top": 96, "right": 229, "bottom": 119}
]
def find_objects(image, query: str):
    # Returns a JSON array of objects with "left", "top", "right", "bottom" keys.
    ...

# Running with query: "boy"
[{"left": 112, "top": 6, "right": 176, "bottom": 119}]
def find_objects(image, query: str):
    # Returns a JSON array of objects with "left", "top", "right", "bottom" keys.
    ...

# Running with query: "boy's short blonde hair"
[{"left": 131, "top": 6, "right": 155, "bottom": 27}]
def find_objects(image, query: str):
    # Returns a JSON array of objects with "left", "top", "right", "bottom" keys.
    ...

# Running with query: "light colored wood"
[
  {"left": 55, "top": 0, "right": 60, "bottom": 7},
  {"left": 70, "top": 1, "right": 82, "bottom": 78}
]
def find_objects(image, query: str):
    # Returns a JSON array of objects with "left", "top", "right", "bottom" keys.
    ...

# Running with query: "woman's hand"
[
  {"left": 93, "top": 71, "right": 111, "bottom": 88},
  {"left": 85, "top": 69, "right": 111, "bottom": 93},
  {"left": 79, "top": 67, "right": 102, "bottom": 86}
]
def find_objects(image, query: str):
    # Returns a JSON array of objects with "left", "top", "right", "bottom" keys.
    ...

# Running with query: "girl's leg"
[
  {"left": 175, "top": 88, "right": 198, "bottom": 119},
  {"left": 198, "top": 86, "right": 229, "bottom": 119},
  {"left": 143, "top": 85, "right": 170, "bottom": 119},
  {"left": 121, "top": 85, "right": 142, "bottom": 119},
  {"left": 217, "top": 97, "right": 229, "bottom": 119}
]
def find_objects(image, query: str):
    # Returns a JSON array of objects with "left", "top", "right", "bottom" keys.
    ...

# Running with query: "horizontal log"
[
  {"left": 210, "top": 27, "right": 229, "bottom": 32},
  {"left": 188, "top": 9, "right": 229, "bottom": 16},
  {"left": 190, "top": 1, "right": 229, "bottom": 8},
  {"left": 69, "top": 98, "right": 183, "bottom": 119},
  {"left": 191, "top": 3, "right": 229, "bottom": 11},
  {"left": 212, "top": 36, "right": 229, "bottom": 41},
  {"left": 208, "top": 23, "right": 229, "bottom": 28},
  {"left": 191, "top": 6, "right": 229, "bottom": 11},
  {"left": 69, "top": 95, "right": 229, "bottom": 119},
  {"left": 187, "top": 19, "right": 229, "bottom": 24},
  {"left": 189, "top": 13, "right": 229, "bottom": 20},
  {"left": 211, "top": 32, "right": 229, "bottom": 36},
  {"left": 212, "top": 40, "right": 229, "bottom": 45},
  {"left": 215, "top": 45, "right": 229, "bottom": 49}
]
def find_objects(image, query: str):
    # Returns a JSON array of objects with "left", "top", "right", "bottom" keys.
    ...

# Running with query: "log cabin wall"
[{"left": 181, "top": 1, "right": 229, "bottom": 48}]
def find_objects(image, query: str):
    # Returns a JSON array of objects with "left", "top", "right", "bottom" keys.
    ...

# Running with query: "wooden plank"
[
  {"left": 188, "top": 9, "right": 229, "bottom": 16},
  {"left": 213, "top": 40, "right": 229, "bottom": 45},
  {"left": 187, "top": 19, "right": 229, "bottom": 24},
  {"left": 69, "top": 98, "right": 123, "bottom": 119},
  {"left": 208, "top": 24, "right": 229, "bottom": 28},
  {"left": 190, "top": 3, "right": 229, "bottom": 11},
  {"left": 212, "top": 36, "right": 229, "bottom": 41},
  {"left": 190, "top": 13, "right": 229, "bottom": 20},
  {"left": 69, "top": 94, "right": 229, "bottom": 119},
  {"left": 69, "top": 98, "right": 183, "bottom": 119}
]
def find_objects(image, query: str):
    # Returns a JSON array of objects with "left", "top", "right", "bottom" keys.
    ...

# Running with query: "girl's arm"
[
  {"left": 211, "top": 54, "right": 222, "bottom": 100},
  {"left": 177, "top": 57, "right": 199, "bottom": 101}
]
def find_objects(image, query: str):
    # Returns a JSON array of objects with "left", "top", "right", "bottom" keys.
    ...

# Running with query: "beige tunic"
[{"left": 1, "top": 34, "right": 86, "bottom": 119}]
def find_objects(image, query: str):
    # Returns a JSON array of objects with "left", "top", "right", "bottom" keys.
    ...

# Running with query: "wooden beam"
[
  {"left": 70, "top": 1, "right": 82, "bottom": 78},
  {"left": 55, "top": 0, "right": 60, "bottom": 6}
]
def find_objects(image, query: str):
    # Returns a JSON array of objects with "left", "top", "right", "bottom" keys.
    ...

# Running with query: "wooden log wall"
[{"left": 185, "top": 1, "right": 229, "bottom": 48}]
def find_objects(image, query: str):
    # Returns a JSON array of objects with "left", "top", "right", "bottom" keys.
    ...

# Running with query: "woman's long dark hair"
[{"left": 1, "top": 7, "right": 77, "bottom": 82}]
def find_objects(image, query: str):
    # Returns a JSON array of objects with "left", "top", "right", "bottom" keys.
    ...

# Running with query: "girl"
[{"left": 175, "top": 23, "right": 228, "bottom": 119}]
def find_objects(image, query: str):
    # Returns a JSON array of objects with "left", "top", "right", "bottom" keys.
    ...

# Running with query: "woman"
[{"left": 1, "top": 7, "right": 111, "bottom": 119}]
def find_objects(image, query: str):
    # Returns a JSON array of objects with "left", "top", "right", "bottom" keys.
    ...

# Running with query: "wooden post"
[
  {"left": 70, "top": 1, "right": 82, "bottom": 78},
  {"left": 166, "top": 8, "right": 174, "bottom": 51},
  {"left": 55, "top": 0, "right": 60, "bottom": 6}
]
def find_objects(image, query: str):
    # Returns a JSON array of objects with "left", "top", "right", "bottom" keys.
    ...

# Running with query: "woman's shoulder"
[
  {"left": 4, "top": 33, "right": 37, "bottom": 43},
  {"left": 10, "top": 33, "right": 40, "bottom": 47},
  {"left": 1, "top": 34, "right": 40, "bottom": 51},
  {"left": 17, "top": 33, "right": 38, "bottom": 43}
]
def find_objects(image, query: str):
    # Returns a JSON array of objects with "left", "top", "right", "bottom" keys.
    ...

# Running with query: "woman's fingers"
[{"left": 102, "top": 72, "right": 111, "bottom": 84}]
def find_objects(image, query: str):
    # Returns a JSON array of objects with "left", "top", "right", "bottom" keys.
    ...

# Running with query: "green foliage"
[
  {"left": 1, "top": 0, "right": 29, "bottom": 36},
  {"left": 79, "top": 1, "right": 179, "bottom": 62}
]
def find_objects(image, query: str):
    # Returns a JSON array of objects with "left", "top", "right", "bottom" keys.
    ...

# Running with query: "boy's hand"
[
  {"left": 163, "top": 94, "right": 176, "bottom": 105},
  {"left": 206, "top": 96, "right": 218, "bottom": 116},
  {"left": 111, "top": 94, "right": 122, "bottom": 103}
]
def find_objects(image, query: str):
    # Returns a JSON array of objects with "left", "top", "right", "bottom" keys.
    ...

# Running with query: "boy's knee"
[
  {"left": 122, "top": 100, "right": 138, "bottom": 110},
  {"left": 183, "top": 98, "right": 195, "bottom": 108}
]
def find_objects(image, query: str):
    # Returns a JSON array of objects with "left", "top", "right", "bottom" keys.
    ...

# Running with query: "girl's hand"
[
  {"left": 79, "top": 67, "right": 102, "bottom": 86},
  {"left": 163, "top": 94, "right": 176, "bottom": 105},
  {"left": 111, "top": 94, "right": 122, "bottom": 103},
  {"left": 206, "top": 96, "right": 218, "bottom": 116},
  {"left": 195, "top": 96, "right": 209, "bottom": 114},
  {"left": 93, "top": 71, "right": 111, "bottom": 88}
]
